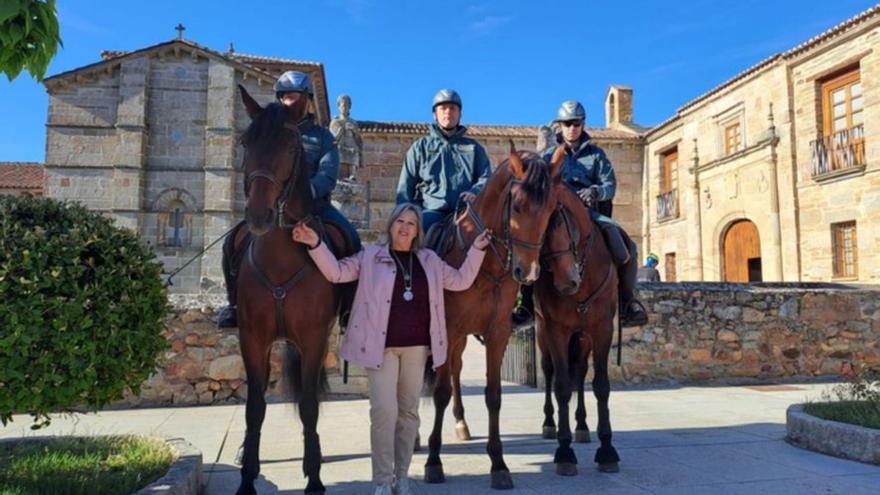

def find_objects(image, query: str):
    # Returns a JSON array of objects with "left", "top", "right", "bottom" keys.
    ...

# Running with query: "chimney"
[{"left": 605, "top": 85, "right": 633, "bottom": 129}]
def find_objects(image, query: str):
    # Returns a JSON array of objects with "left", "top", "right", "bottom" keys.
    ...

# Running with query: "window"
[
  {"left": 822, "top": 68, "right": 863, "bottom": 137},
  {"left": 159, "top": 200, "right": 191, "bottom": 248},
  {"left": 665, "top": 253, "right": 676, "bottom": 282},
  {"left": 831, "top": 221, "right": 858, "bottom": 279},
  {"left": 657, "top": 148, "right": 679, "bottom": 221},
  {"left": 724, "top": 122, "right": 742, "bottom": 156},
  {"left": 813, "top": 67, "right": 865, "bottom": 177}
]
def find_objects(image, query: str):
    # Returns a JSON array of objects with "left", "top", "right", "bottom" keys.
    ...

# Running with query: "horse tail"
[
  {"left": 421, "top": 355, "right": 436, "bottom": 397},
  {"left": 283, "top": 342, "right": 329, "bottom": 404}
]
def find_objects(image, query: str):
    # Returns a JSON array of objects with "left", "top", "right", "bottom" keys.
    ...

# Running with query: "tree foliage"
[
  {"left": 0, "top": 0, "right": 61, "bottom": 81},
  {"left": 0, "top": 196, "right": 169, "bottom": 428}
]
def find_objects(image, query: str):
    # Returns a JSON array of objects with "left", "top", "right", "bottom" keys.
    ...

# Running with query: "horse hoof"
[
  {"left": 455, "top": 421, "right": 472, "bottom": 441},
  {"left": 235, "top": 485, "right": 257, "bottom": 495},
  {"left": 555, "top": 462, "right": 578, "bottom": 476},
  {"left": 414, "top": 434, "right": 422, "bottom": 451},
  {"left": 490, "top": 471, "right": 514, "bottom": 490},
  {"left": 424, "top": 465, "right": 446, "bottom": 484},
  {"left": 234, "top": 445, "right": 245, "bottom": 466},
  {"left": 574, "top": 430, "right": 591, "bottom": 443},
  {"left": 598, "top": 461, "right": 620, "bottom": 473},
  {"left": 542, "top": 426, "right": 557, "bottom": 439}
]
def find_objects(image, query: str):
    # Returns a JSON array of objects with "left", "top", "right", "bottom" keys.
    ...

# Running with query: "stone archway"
[{"left": 722, "top": 219, "right": 762, "bottom": 282}]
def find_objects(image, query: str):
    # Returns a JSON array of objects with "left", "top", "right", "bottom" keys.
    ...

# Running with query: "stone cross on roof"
[{"left": 175, "top": 23, "right": 185, "bottom": 40}]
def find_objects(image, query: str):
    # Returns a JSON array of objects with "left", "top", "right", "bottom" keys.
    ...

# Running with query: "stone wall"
[
  {"left": 122, "top": 284, "right": 879, "bottom": 406},
  {"left": 608, "top": 282, "right": 880, "bottom": 383}
]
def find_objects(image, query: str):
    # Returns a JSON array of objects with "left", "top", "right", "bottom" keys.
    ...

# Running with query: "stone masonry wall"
[
  {"left": 120, "top": 284, "right": 879, "bottom": 406},
  {"left": 607, "top": 283, "right": 880, "bottom": 384}
]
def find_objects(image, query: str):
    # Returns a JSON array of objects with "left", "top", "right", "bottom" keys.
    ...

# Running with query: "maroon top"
[{"left": 385, "top": 250, "right": 431, "bottom": 347}]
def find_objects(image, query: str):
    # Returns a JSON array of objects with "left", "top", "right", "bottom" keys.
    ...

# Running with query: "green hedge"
[{"left": 0, "top": 196, "right": 169, "bottom": 427}]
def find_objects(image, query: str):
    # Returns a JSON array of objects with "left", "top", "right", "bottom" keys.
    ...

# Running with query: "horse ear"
[
  {"left": 508, "top": 140, "right": 526, "bottom": 179},
  {"left": 239, "top": 84, "right": 263, "bottom": 119},
  {"left": 548, "top": 144, "right": 565, "bottom": 181}
]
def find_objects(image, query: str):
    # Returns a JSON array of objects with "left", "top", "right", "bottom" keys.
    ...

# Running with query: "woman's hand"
[
  {"left": 473, "top": 229, "right": 491, "bottom": 251},
  {"left": 292, "top": 223, "right": 320, "bottom": 248}
]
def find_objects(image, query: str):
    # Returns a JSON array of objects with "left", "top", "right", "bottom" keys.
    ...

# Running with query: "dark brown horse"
[
  {"left": 232, "top": 86, "right": 349, "bottom": 495},
  {"left": 425, "top": 144, "right": 564, "bottom": 490},
  {"left": 535, "top": 185, "right": 621, "bottom": 476}
]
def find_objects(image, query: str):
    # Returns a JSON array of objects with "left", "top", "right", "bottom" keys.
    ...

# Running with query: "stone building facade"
[
  {"left": 37, "top": 4, "right": 880, "bottom": 291},
  {"left": 643, "top": 6, "right": 880, "bottom": 284}
]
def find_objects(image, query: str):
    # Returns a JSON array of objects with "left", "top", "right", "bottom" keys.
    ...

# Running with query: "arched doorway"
[{"left": 722, "top": 220, "right": 762, "bottom": 282}]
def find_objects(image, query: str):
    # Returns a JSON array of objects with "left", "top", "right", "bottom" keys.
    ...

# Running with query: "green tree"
[
  {"left": 0, "top": 0, "right": 61, "bottom": 81},
  {"left": 0, "top": 197, "right": 169, "bottom": 428}
]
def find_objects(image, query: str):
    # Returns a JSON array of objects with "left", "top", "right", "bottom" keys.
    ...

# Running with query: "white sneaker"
[
  {"left": 393, "top": 477, "right": 413, "bottom": 495},
  {"left": 374, "top": 483, "right": 393, "bottom": 495}
]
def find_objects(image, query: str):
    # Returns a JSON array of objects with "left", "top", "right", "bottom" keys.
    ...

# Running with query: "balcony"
[
  {"left": 656, "top": 189, "right": 678, "bottom": 222},
  {"left": 811, "top": 125, "right": 866, "bottom": 179}
]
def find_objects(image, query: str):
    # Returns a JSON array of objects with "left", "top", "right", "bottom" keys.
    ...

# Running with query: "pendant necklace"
[{"left": 391, "top": 250, "right": 415, "bottom": 302}]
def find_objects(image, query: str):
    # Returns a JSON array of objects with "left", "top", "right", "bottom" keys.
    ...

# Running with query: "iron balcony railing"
[
  {"left": 811, "top": 125, "right": 865, "bottom": 178},
  {"left": 656, "top": 189, "right": 678, "bottom": 221}
]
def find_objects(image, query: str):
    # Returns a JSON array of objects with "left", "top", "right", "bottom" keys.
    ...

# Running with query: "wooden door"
[{"left": 723, "top": 220, "right": 762, "bottom": 282}]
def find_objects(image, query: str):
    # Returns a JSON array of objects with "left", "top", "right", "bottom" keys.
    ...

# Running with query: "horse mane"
[
  {"left": 510, "top": 151, "right": 551, "bottom": 213},
  {"left": 241, "top": 102, "right": 292, "bottom": 149}
]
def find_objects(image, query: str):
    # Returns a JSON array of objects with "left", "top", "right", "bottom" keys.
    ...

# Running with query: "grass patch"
[
  {"left": 804, "top": 370, "right": 880, "bottom": 430},
  {"left": 0, "top": 435, "right": 173, "bottom": 495},
  {"left": 803, "top": 400, "right": 880, "bottom": 430}
]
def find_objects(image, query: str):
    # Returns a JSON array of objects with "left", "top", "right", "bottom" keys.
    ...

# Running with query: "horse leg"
[
  {"left": 538, "top": 329, "right": 556, "bottom": 439},
  {"left": 574, "top": 346, "right": 591, "bottom": 443},
  {"left": 298, "top": 344, "right": 327, "bottom": 494},
  {"left": 451, "top": 338, "right": 472, "bottom": 441},
  {"left": 237, "top": 340, "right": 272, "bottom": 495},
  {"left": 547, "top": 330, "right": 577, "bottom": 476},
  {"left": 424, "top": 360, "right": 452, "bottom": 483},
  {"left": 592, "top": 328, "right": 620, "bottom": 473},
  {"left": 485, "top": 332, "right": 513, "bottom": 489}
]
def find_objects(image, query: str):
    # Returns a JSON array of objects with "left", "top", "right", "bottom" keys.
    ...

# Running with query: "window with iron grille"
[{"left": 831, "top": 221, "right": 857, "bottom": 279}]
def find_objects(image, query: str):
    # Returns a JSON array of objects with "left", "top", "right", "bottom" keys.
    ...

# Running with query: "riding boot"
[
  {"left": 511, "top": 284, "right": 535, "bottom": 329},
  {"left": 618, "top": 246, "right": 648, "bottom": 327},
  {"left": 598, "top": 222, "right": 631, "bottom": 265},
  {"left": 217, "top": 223, "right": 244, "bottom": 329}
]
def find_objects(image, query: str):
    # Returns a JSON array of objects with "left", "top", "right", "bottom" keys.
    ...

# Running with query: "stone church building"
[{"left": 41, "top": 5, "right": 880, "bottom": 293}]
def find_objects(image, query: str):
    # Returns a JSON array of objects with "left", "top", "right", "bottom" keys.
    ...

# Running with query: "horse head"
[
  {"left": 542, "top": 202, "right": 582, "bottom": 295},
  {"left": 238, "top": 85, "right": 309, "bottom": 236},
  {"left": 480, "top": 142, "right": 564, "bottom": 285}
]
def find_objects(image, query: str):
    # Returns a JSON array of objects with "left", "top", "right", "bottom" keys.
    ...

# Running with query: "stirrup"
[{"left": 621, "top": 300, "right": 648, "bottom": 327}]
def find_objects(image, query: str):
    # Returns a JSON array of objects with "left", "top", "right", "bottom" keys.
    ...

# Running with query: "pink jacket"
[{"left": 307, "top": 242, "right": 486, "bottom": 370}]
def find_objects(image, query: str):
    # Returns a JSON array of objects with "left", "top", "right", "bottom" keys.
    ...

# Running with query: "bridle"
[
  {"left": 243, "top": 122, "right": 315, "bottom": 230},
  {"left": 541, "top": 203, "right": 583, "bottom": 277},
  {"left": 458, "top": 178, "right": 546, "bottom": 275}
]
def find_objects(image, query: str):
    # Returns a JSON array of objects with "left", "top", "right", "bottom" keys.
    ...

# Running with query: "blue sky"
[{"left": 1, "top": 0, "right": 877, "bottom": 162}]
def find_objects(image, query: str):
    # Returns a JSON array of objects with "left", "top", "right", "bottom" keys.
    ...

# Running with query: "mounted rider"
[
  {"left": 514, "top": 100, "right": 648, "bottom": 328},
  {"left": 217, "top": 70, "right": 362, "bottom": 328},
  {"left": 395, "top": 89, "right": 492, "bottom": 234}
]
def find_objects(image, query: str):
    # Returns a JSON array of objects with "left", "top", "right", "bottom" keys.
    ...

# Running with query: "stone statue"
[
  {"left": 329, "top": 94, "right": 363, "bottom": 179},
  {"left": 536, "top": 125, "right": 555, "bottom": 154}
]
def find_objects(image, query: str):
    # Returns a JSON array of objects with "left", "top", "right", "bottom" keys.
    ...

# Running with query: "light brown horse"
[
  {"left": 232, "top": 86, "right": 351, "bottom": 495},
  {"left": 424, "top": 144, "right": 564, "bottom": 490},
  {"left": 535, "top": 185, "right": 621, "bottom": 476}
]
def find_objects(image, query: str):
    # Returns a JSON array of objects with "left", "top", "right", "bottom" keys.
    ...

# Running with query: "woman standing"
[{"left": 292, "top": 203, "right": 489, "bottom": 495}]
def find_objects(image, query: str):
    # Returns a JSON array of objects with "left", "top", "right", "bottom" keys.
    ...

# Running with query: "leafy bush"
[
  {"left": 0, "top": 196, "right": 169, "bottom": 427},
  {"left": 0, "top": 0, "right": 62, "bottom": 81},
  {"left": 804, "top": 368, "right": 880, "bottom": 430}
]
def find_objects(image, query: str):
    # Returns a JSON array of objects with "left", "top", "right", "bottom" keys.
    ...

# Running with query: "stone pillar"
[
  {"left": 113, "top": 57, "right": 150, "bottom": 232},
  {"left": 689, "top": 139, "right": 705, "bottom": 281},
  {"left": 201, "top": 61, "right": 237, "bottom": 293}
]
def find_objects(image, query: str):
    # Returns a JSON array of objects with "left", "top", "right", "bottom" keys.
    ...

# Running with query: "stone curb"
[
  {"left": 136, "top": 437, "right": 203, "bottom": 495},
  {"left": 786, "top": 403, "right": 880, "bottom": 465}
]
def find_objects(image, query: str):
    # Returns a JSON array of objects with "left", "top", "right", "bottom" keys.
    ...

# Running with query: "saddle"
[{"left": 424, "top": 213, "right": 457, "bottom": 256}]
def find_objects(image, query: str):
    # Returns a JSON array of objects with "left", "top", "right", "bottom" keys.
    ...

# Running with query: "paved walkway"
[{"left": 3, "top": 343, "right": 880, "bottom": 494}]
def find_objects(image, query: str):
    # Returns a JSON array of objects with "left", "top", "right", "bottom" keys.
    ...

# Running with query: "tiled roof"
[
  {"left": 228, "top": 52, "right": 322, "bottom": 67},
  {"left": 357, "top": 121, "right": 641, "bottom": 140},
  {"left": 657, "top": 3, "right": 880, "bottom": 129},
  {"left": 0, "top": 162, "right": 43, "bottom": 190}
]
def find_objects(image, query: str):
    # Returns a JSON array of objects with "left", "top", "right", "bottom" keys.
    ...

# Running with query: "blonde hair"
[{"left": 385, "top": 203, "right": 425, "bottom": 251}]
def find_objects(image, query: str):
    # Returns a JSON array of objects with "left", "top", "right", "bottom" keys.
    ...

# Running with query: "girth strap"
[{"left": 247, "top": 243, "right": 312, "bottom": 339}]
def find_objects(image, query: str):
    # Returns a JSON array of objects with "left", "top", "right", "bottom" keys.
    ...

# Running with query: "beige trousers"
[{"left": 367, "top": 345, "right": 429, "bottom": 485}]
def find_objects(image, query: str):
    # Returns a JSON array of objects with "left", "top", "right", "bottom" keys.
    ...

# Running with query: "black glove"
[{"left": 577, "top": 186, "right": 599, "bottom": 209}]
